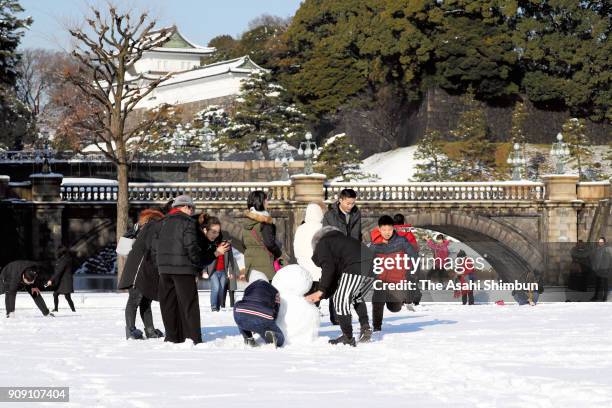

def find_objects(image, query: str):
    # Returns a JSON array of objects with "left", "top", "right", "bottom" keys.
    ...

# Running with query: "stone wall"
[
  {"left": 344, "top": 87, "right": 611, "bottom": 157},
  {"left": 188, "top": 160, "right": 305, "bottom": 182}
]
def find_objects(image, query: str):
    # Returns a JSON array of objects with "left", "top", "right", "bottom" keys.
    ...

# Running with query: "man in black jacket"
[
  {"left": 306, "top": 227, "right": 375, "bottom": 346},
  {"left": 322, "top": 188, "right": 362, "bottom": 325},
  {"left": 323, "top": 188, "right": 362, "bottom": 241},
  {"left": 1, "top": 260, "right": 53, "bottom": 317},
  {"left": 156, "top": 195, "right": 203, "bottom": 344}
]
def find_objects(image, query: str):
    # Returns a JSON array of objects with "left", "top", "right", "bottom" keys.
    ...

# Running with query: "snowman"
[{"left": 271, "top": 264, "right": 320, "bottom": 345}]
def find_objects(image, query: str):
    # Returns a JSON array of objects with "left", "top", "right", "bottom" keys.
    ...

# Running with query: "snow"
[
  {"left": 360, "top": 145, "right": 422, "bottom": 183},
  {"left": 2, "top": 293, "right": 612, "bottom": 407},
  {"left": 272, "top": 265, "right": 320, "bottom": 345},
  {"left": 62, "top": 178, "right": 118, "bottom": 186},
  {"left": 359, "top": 144, "right": 612, "bottom": 183}
]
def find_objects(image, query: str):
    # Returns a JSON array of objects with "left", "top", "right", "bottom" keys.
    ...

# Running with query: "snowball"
[{"left": 272, "top": 264, "right": 320, "bottom": 345}]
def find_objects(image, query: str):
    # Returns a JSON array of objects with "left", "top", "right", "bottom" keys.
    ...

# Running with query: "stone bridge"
[{"left": 1, "top": 173, "right": 610, "bottom": 286}]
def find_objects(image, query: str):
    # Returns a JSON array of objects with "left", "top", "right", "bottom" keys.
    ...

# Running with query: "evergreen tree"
[
  {"left": 413, "top": 130, "right": 455, "bottom": 181},
  {"left": 430, "top": 0, "right": 520, "bottom": 99},
  {"left": 450, "top": 90, "right": 496, "bottom": 180},
  {"left": 0, "top": 0, "right": 33, "bottom": 148},
  {"left": 205, "top": 35, "right": 240, "bottom": 63},
  {"left": 514, "top": 1, "right": 611, "bottom": 121},
  {"left": 218, "top": 70, "right": 307, "bottom": 159},
  {"left": 562, "top": 117, "right": 593, "bottom": 180},
  {"left": 314, "top": 133, "right": 367, "bottom": 181},
  {"left": 137, "top": 105, "right": 183, "bottom": 155}
]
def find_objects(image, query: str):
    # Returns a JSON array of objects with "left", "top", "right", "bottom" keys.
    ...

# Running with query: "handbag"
[
  {"left": 250, "top": 228, "right": 283, "bottom": 272},
  {"left": 116, "top": 236, "right": 135, "bottom": 256}
]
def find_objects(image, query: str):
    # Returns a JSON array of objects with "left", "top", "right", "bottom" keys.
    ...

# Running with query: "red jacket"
[
  {"left": 427, "top": 239, "right": 450, "bottom": 269},
  {"left": 370, "top": 225, "right": 419, "bottom": 251}
]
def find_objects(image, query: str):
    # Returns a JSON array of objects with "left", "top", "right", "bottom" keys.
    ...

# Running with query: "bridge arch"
[{"left": 362, "top": 210, "right": 545, "bottom": 282}]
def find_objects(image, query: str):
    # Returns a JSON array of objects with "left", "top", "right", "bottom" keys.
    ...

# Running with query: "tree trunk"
[{"left": 116, "top": 161, "right": 130, "bottom": 284}]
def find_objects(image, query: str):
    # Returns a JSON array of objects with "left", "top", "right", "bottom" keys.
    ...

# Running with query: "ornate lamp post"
[
  {"left": 297, "top": 132, "right": 318, "bottom": 175},
  {"left": 274, "top": 141, "right": 294, "bottom": 181},
  {"left": 38, "top": 130, "right": 53, "bottom": 174},
  {"left": 550, "top": 132, "right": 570, "bottom": 174},
  {"left": 507, "top": 142, "right": 526, "bottom": 180}
]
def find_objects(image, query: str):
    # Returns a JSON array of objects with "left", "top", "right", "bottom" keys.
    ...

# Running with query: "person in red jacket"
[
  {"left": 426, "top": 233, "right": 450, "bottom": 282},
  {"left": 453, "top": 250, "right": 475, "bottom": 305},
  {"left": 370, "top": 214, "right": 419, "bottom": 250},
  {"left": 369, "top": 215, "right": 419, "bottom": 333}
]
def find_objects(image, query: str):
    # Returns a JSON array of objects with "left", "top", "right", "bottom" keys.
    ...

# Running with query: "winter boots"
[
  {"left": 126, "top": 327, "right": 163, "bottom": 340},
  {"left": 264, "top": 331, "right": 279, "bottom": 348},
  {"left": 244, "top": 336, "right": 259, "bottom": 347},
  {"left": 126, "top": 327, "right": 144, "bottom": 340},
  {"left": 329, "top": 334, "right": 356, "bottom": 347},
  {"left": 358, "top": 326, "right": 372, "bottom": 343},
  {"left": 145, "top": 328, "right": 164, "bottom": 339}
]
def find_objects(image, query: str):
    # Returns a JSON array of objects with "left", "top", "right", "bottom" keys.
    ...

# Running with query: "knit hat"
[{"left": 172, "top": 195, "right": 194, "bottom": 208}]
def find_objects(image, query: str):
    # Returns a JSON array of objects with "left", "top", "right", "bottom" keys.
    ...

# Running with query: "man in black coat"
[
  {"left": 306, "top": 226, "right": 375, "bottom": 346},
  {"left": 323, "top": 188, "right": 362, "bottom": 241},
  {"left": 155, "top": 195, "right": 203, "bottom": 344},
  {"left": 322, "top": 188, "right": 362, "bottom": 325},
  {"left": 1, "top": 260, "right": 53, "bottom": 317}
]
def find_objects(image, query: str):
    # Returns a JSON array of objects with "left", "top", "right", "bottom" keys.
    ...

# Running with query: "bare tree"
[
  {"left": 65, "top": 3, "right": 172, "bottom": 259},
  {"left": 16, "top": 49, "right": 74, "bottom": 136}
]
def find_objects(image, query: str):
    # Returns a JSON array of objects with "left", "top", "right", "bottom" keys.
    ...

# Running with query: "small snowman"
[{"left": 272, "top": 264, "right": 320, "bottom": 345}]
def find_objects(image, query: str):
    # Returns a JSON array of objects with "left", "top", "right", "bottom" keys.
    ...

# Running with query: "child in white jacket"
[{"left": 293, "top": 203, "right": 324, "bottom": 303}]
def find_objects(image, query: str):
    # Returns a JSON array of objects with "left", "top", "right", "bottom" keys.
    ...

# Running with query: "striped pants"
[{"left": 332, "top": 273, "right": 375, "bottom": 316}]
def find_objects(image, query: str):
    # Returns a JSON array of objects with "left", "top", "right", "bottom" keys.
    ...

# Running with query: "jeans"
[
  {"left": 210, "top": 270, "right": 228, "bottom": 310},
  {"left": 234, "top": 311, "right": 285, "bottom": 347}
]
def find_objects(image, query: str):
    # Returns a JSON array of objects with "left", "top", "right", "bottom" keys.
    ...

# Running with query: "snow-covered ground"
[{"left": 2, "top": 292, "right": 612, "bottom": 407}]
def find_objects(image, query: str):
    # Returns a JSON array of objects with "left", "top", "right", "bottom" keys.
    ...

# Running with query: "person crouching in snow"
[
  {"left": 453, "top": 250, "right": 475, "bottom": 305},
  {"left": 369, "top": 215, "right": 419, "bottom": 333},
  {"left": 234, "top": 271, "right": 284, "bottom": 348},
  {"left": 306, "top": 226, "right": 375, "bottom": 346},
  {"left": 1, "top": 261, "right": 53, "bottom": 318}
]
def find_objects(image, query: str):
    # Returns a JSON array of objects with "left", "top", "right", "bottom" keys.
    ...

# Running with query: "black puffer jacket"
[
  {"left": 322, "top": 202, "right": 362, "bottom": 241},
  {"left": 311, "top": 229, "right": 374, "bottom": 298},
  {"left": 156, "top": 211, "right": 202, "bottom": 276}
]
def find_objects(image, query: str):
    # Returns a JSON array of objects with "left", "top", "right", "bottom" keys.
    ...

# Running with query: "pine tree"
[
  {"left": 314, "top": 133, "right": 367, "bottom": 181},
  {"left": 413, "top": 130, "right": 454, "bottom": 181},
  {"left": 218, "top": 70, "right": 307, "bottom": 159},
  {"left": 450, "top": 90, "right": 496, "bottom": 181},
  {"left": 0, "top": 0, "right": 33, "bottom": 148},
  {"left": 137, "top": 105, "right": 183, "bottom": 155},
  {"left": 562, "top": 118, "right": 593, "bottom": 180}
]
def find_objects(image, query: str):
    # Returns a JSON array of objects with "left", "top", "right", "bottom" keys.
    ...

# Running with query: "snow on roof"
[
  {"left": 82, "top": 142, "right": 116, "bottom": 153},
  {"left": 155, "top": 55, "right": 266, "bottom": 88}
]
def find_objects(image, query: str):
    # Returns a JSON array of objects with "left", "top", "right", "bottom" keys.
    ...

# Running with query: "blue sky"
[{"left": 18, "top": 0, "right": 304, "bottom": 50}]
